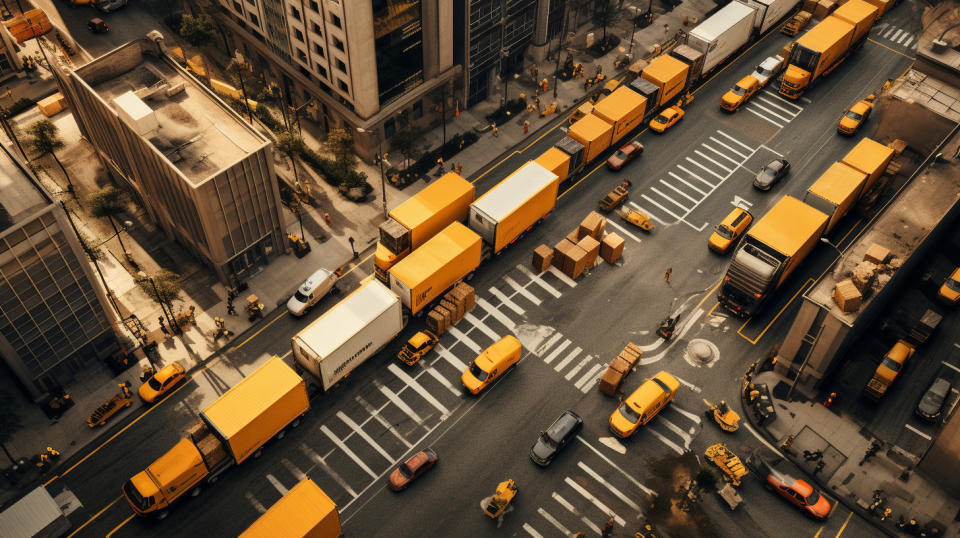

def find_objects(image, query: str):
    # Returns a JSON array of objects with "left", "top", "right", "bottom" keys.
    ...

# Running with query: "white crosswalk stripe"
[
  {"left": 337, "top": 410, "right": 395, "bottom": 462},
  {"left": 577, "top": 461, "right": 642, "bottom": 512},
  {"left": 477, "top": 297, "right": 516, "bottom": 330},
  {"left": 576, "top": 363, "right": 605, "bottom": 392},
  {"left": 355, "top": 396, "right": 413, "bottom": 449},
  {"left": 554, "top": 346, "right": 582, "bottom": 372},
  {"left": 543, "top": 339, "right": 571, "bottom": 365},
  {"left": 516, "top": 264, "right": 562, "bottom": 298},
  {"left": 658, "top": 417, "right": 693, "bottom": 449},
  {"left": 423, "top": 366, "right": 460, "bottom": 396},
  {"left": 564, "top": 477, "right": 626, "bottom": 526},
  {"left": 522, "top": 523, "right": 543, "bottom": 537},
  {"left": 376, "top": 381, "right": 424, "bottom": 425},
  {"left": 281, "top": 458, "right": 307, "bottom": 481},
  {"left": 321, "top": 425, "right": 378, "bottom": 479},
  {"left": 547, "top": 265, "right": 577, "bottom": 287},
  {"left": 565, "top": 354, "right": 595, "bottom": 381},
  {"left": 552, "top": 492, "right": 601, "bottom": 533},
  {"left": 463, "top": 311, "right": 501, "bottom": 343},
  {"left": 875, "top": 24, "right": 917, "bottom": 50},
  {"left": 245, "top": 492, "right": 267, "bottom": 513},
  {"left": 446, "top": 326, "right": 482, "bottom": 354},
  {"left": 745, "top": 89, "right": 803, "bottom": 126},
  {"left": 436, "top": 344, "right": 467, "bottom": 371},
  {"left": 503, "top": 275, "right": 543, "bottom": 306},
  {"left": 300, "top": 444, "right": 358, "bottom": 498},
  {"left": 266, "top": 473, "right": 289, "bottom": 495},
  {"left": 537, "top": 332, "right": 563, "bottom": 356},
  {"left": 538, "top": 507, "right": 572, "bottom": 535},
  {"left": 604, "top": 217, "right": 642, "bottom": 243},
  {"left": 488, "top": 286, "right": 524, "bottom": 315},
  {"left": 387, "top": 363, "right": 449, "bottom": 418},
  {"left": 647, "top": 425, "right": 685, "bottom": 455}
]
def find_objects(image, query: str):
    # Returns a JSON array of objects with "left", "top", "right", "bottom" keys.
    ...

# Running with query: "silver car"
[
  {"left": 751, "top": 56, "right": 785, "bottom": 88},
  {"left": 287, "top": 268, "right": 337, "bottom": 316},
  {"left": 916, "top": 378, "right": 951, "bottom": 422}
]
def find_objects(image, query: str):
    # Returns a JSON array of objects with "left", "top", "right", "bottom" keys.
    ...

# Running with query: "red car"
[
  {"left": 388, "top": 448, "right": 439, "bottom": 491},
  {"left": 764, "top": 467, "right": 832, "bottom": 519},
  {"left": 606, "top": 141, "right": 644, "bottom": 171}
]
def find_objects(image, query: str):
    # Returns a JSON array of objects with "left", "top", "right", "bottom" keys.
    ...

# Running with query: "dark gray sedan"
[
  {"left": 530, "top": 410, "right": 583, "bottom": 466},
  {"left": 916, "top": 378, "right": 951, "bottom": 422},
  {"left": 754, "top": 159, "right": 790, "bottom": 190}
]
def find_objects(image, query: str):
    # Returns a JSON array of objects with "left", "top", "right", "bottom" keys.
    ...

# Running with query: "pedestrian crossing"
[
  {"left": 743, "top": 89, "right": 804, "bottom": 128},
  {"left": 872, "top": 22, "right": 917, "bottom": 51},
  {"left": 631, "top": 130, "right": 777, "bottom": 231}
]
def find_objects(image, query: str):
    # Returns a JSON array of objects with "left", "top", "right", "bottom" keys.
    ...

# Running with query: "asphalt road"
[{"left": 44, "top": 3, "right": 921, "bottom": 537}]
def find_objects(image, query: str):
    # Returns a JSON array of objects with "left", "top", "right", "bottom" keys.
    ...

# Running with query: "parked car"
[
  {"left": 94, "top": 0, "right": 128, "bottom": 13},
  {"left": 649, "top": 106, "right": 684, "bottom": 133},
  {"left": 721, "top": 76, "right": 760, "bottom": 112},
  {"left": 837, "top": 94, "right": 875, "bottom": 135},
  {"left": 763, "top": 465, "right": 832, "bottom": 519},
  {"left": 753, "top": 158, "right": 790, "bottom": 191},
  {"left": 750, "top": 55, "right": 785, "bottom": 87},
  {"left": 529, "top": 410, "right": 583, "bottom": 466},
  {"left": 388, "top": 448, "right": 439, "bottom": 491},
  {"left": 938, "top": 266, "right": 960, "bottom": 304},
  {"left": 708, "top": 207, "right": 753, "bottom": 254},
  {"left": 138, "top": 362, "right": 186, "bottom": 404},
  {"left": 87, "top": 18, "right": 109, "bottom": 33},
  {"left": 287, "top": 268, "right": 337, "bottom": 316},
  {"left": 916, "top": 378, "right": 952, "bottom": 422},
  {"left": 606, "top": 141, "right": 644, "bottom": 171}
]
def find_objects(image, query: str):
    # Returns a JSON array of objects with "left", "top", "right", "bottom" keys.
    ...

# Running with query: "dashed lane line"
[
  {"left": 564, "top": 477, "right": 626, "bottom": 526},
  {"left": 577, "top": 461, "right": 643, "bottom": 512},
  {"left": 388, "top": 363, "right": 450, "bottom": 418},
  {"left": 337, "top": 410, "right": 394, "bottom": 462},
  {"left": 300, "top": 444, "right": 358, "bottom": 498},
  {"left": 320, "top": 425, "right": 378, "bottom": 479}
]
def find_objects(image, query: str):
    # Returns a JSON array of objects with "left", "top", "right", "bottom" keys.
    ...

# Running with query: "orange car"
[
  {"left": 388, "top": 448, "right": 438, "bottom": 491},
  {"left": 138, "top": 362, "right": 185, "bottom": 404},
  {"left": 764, "top": 466, "right": 832, "bottom": 519}
]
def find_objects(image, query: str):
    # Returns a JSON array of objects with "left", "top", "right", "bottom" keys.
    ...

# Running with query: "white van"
[{"left": 287, "top": 268, "right": 337, "bottom": 316}]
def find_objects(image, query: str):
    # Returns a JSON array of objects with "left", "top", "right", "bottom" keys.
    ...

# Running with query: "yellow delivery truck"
[{"left": 241, "top": 479, "right": 342, "bottom": 538}]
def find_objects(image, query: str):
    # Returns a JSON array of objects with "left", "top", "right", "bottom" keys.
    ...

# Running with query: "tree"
[
  {"left": 28, "top": 119, "right": 73, "bottom": 194},
  {"left": 390, "top": 126, "right": 423, "bottom": 170},
  {"left": 136, "top": 269, "right": 182, "bottom": 332},
  {"left": 325, "top": 128, "right": 356, "bottom": 170},
  {"left": 87, "top": 187, "right": 130, "bottom": 256},
  {"left": 275, "top": 130, "right": 305, "bottom": 185},
  {"left": 179, "top": 14, "right": 216, "bottom": 47},
  {"left": 0, "top": 389, "right": 23, "bottom": 464},
  {"left": 593, "top": 0, "right": 618, "bottom": 43}
]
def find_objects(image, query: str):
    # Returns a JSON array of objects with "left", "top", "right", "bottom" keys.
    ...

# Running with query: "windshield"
[
  {"left": 732, "top": 86, "right": 748, "bottom": 96},
  {"left": 398, "top": 463, "right": 413, "bottom": 478},
  {"left": 655, "top": 114, "right": 669, "bottom": 124},
  {"left": 468, "top": 362, "right": 488, "bottom": 381},
  {"left": 805, "top": 489, "right": 821, "bottom": 506},
  {"left": 539, "top": 431, "right": 558, "bottom": 447},
  {"left": 617, "top": 403, "right": 641, "bottom": 424},
  {"left": 715, "top": 225, "right": 734, "bottom": 239},
  {"left": 148, "top": 377, "right": 162, "bottom": 391},
  {"left": 294, "top": 290, "right": 310, "bottom": 302},
  {"left": 844, "top": 111, "right": 862, "bottom": 121},
  {"left": 947, "top": 278, "right": 960, "bottom": 292},
  {"left": 756, "top": 67, "right": 771, "bottom": 76},
  {"left": 880, "top": 357, "right": 902, "bottom": 372},
  {"left": 123, "top": 480, "right": 154, "bottom": 510},
  {"left": 613, "top": 150, "right": 627, "bottom": 160}
]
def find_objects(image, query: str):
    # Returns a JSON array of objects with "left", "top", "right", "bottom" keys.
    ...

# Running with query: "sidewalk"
[{"left": 745, "top": 370, "right": 957, "bottom": 537}]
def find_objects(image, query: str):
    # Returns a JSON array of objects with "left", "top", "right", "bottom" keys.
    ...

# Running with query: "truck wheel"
[
  {"left": 276, "top": 429, "right": 286, "bottom": 440},
  {"left": 157, "top": 510, "right": 169, "bottom": 520},
  {"left": 291, "top": 418, "right": 301, "bottom": 428},
  {"left": 252, "top": 448, "right": 263, "bottom": 459},
  {"left": 207, "top": 474, "right": 219, "bottom": 485},
  {"left": 190, "top": 486, "right": 202, "bottom": 497}
]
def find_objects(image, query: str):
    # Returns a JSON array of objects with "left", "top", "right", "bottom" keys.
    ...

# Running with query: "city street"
[{"left": 43, "top": 3, "right": 920, "bottom": 537}]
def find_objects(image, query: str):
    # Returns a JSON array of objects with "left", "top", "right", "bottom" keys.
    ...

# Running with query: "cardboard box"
[
  {"left": 566, "top": 244, "right": 589, "bottom": 279},
  {"left": 598, "top": 368, "right": 623, "bottom": 396},
  {"left": 579, "top": 211, "right": 606, "bottom": 240},
  {"left": 440, "top": 299, "right": 459, "bottom": 324},
  {"left": 438, "top": 304, "right": 454, "bottom": 327},
  {"left": 554, "top": 239, "right": 577, "bottom": 272},
  {"left": 427, "top": 310, "right": 446, "bottom": 335},
  {"left": 37, "top": 93, "right": 65, "bottom": 117},
  {"left": 609, "top": 356, "right": 632, "bottom": 375},
  {"left": 851, "top": 261, "right": 877, "bottom": 293},
  {"left": 833, "top": 279, "right": 862, "bottom": 312},
  {"left": 814, "top": 0, "right": 836, "bottom": 19},
  {"left": 533, "top": 244, "right": 554, "bottom": 273},
  {"left": 600, "top": 233, "right": 625, "bottom": 263},
  {"left": 455, "top": 282, "right": 476, "bottom": 313},
  {"left": 863, "top": 243, "right": 891, "bottom": 265},
  {"left": 567, "top": 229, "right": 583, "bottom": 243},
  {"left": 577, "top": 235, "right": 601, "bottom": 268},
  {"left": 802, "top": 0, "right": 818, "bottom": 11}
]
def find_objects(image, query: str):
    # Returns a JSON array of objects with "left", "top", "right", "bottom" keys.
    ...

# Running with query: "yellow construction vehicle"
[{"left": 397, "top": 330, "right": 439, "bottom": 366}]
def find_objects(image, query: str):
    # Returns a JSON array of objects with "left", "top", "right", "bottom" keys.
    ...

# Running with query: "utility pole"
[
  {"left": 233, "top": 50, "right": 254, "bottom": 124},
  {"left": 554, "top": 5, "right": 568, "bottom": 99},
  {"left": 441, "top": 83, "right": 446, "bottom": 147},
  {"left": 357, "top": 127, "right": 388, "bottom": 219},
  {"left": 499, "top": 0, "right": 508, "bottom": 106},
  {"left": 60, "top": 201, "right": 123, "bottom": 320}
]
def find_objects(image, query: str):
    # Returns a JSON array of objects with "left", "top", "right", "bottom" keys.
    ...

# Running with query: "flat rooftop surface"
[
  {"left": 78, "top": 40, "right": 263, "bottom": 185},
  {"left": 0, "top": 142, "right": 49, "bottom": 233}
]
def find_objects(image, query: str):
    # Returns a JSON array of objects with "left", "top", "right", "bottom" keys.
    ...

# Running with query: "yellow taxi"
[
  {"left": 939, "top": 267, "right": 960, "bottom": 304},
  {"left": 609, "top": 371, "right": 679, "bottom": 438},
  {"left": 837, "top": 94, "right": 875, "bottom": 135},
  {"left": 138, "top": 362, "right": 186, "bottom": 404},
  {"left": 649, "top": 106, "right": 684, "bottom": 133},
  {"left": 461, "top": 336, "right": 522, "bottom": 395},
  {"left": 708, "top": 207, "right": 753, "bottom": 254},
  {"left": 721, "top": 76, "right": 760, "bottom": 112}
]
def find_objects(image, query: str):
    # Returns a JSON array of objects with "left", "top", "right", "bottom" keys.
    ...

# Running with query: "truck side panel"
[
  {"left": 641, "top": 55, "right": 689, "bottom": 105},
  {"left": 534, "top": 147, "right": 571, "bottom": 183},
  {"left": 747, "top": 0, "right": 801, "bottom": 34},
  {"left": 568, "top": 114, "right": 614, "bottom": 162},
  {"left": 591, "top": 86, "right": 647, "bottom": 145},
  {"left": 841, "top": 137, "right": 894, "bottom": 190},
  {"left": 687, "top": 2, "right": 757, "bottom": 74},
  {"left": 319, "top": 299, "right": 403, "bottom": 386},
  {"left": 394, "top": 173, "right": 476, "bottom": 249},
  {"left": 240, "top": 479, "right": 342, "bottom": 538},
  {"left": 390, "top": 222, "right": 482, "bottom": 314},
  {"left": 802, "top": 162, "right": 868, "bottom": 233},
  {"left": 831, "top": 0, "right": 878, "bottom": 45},
  {"left": 811, "top": 18, "right": 855, "bottom": 81},
  {"left": 776, "top": 216, "right": 829, "bottom": 288},
  {"left": 494, "top": 176, "right": 560, "bottom": 254}
]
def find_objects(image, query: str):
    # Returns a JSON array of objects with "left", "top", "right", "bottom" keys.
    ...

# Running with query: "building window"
[
  {"left": 309, "top": 0, "right": 319, "bottom": 12},
  {"left": 336, "top": 59, "right": 346, "bottom": 72},
  {"left": 290, "top": 5, "right": 301, "bottom": 20},
  {"left": 331, "top": 14, "right": 342, "bottom": 28},
  {"left": 297, "top": 49, "right": 307, "bottom": 62},
  {"left": 250, "top": 14, "right": 259, "bottom": 26},
  {"left": 316, "top": 64, "right": 327, "bottom": 78},
  {"left": 294, "top": 29, "right": 304, "bottom": 42},
  {"left": 384, "top": 118, "right": 395, "bottom": 138},
  {"left": 313, "top": 43, "right": 324, "bottom": 57},
  {"left": 333, "top": 37, "right": 344, "bottom": 51},
  {"left": 233, "top": 0, "right": 242, "bottom": 13},
  {"left": 338, "top": 79, "right": 348, "bottom": 92},
  {"left": 311, "top": 22, "right": 322, "bottom": 35},
  {"left": 246, "top": 0, "right": 255, "bottom": 5},
  {"left": 412, "top": 100, "right": 423, "bottom": 120},
  {"left": 299, "top": 65, "right": 310, "bottom": 77}
]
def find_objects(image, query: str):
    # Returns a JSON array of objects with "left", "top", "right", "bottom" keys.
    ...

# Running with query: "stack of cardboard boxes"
[
  {"left": 533, "top": 211, "right": 625, "bottom": 279},
  {"left": 426, "top": 282, "right": 476, "bottom": 335},
  {"left": 598, "top": 343, "right": 643, "bottom": 396}
]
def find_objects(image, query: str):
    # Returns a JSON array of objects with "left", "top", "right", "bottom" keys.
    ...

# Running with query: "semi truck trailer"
[
  {"left": 686, "top": 1, "right": 758, "bottom": 75},
  {"left": 123, "top": 357, "right": 309, "bottom": 518},
  {"left": 241, "top": 478, "right": 342, "bottom": 538},
  {"left": 802, "top": 162, "right": 868, "bottom": 234}
]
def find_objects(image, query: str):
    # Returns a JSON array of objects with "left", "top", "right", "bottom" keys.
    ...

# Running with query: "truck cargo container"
[
  {"left": 686, "top": 2, "right": 757, "bottom": 75},
  {"left": 628, "top": 78, "right": 660, "bottom": 119},
  {"left": 718, "top": 196, "right": 829, "bottom": 316},
  {"left": 669, "top": 44, "right": 705, "bottom": 86},
  {"left": 841, "top": 137, "right": 894, "bottom": 191},
  {"left": 591, "top": 86, "right": 647, "bottom": 145},
  {"left": 554, "top": 137, "right": 586, "bottom": 177},
  {"left": 862, "top": 0, "right": 892, "bottom": 16},
  {"left": 124, "top": 358, "right": 310, "bottom": 518},
  {"left": 241, "top": 479, "right": 342, "bottom": 538},
  {"left": 802, "top": 162, "right": 868, "bottom": 233},
  {"left": 292, "top": 280, "right": 404, "bottom": 390},
  {"left": 469, "top": 161, "right": 560, "bottom": 255},
  {"left": 641, "top": 55, "right": 689, "bottom": 106},
  {"left": 535, "top": 146, "right": 572, "bottom": 183},
  {"left": 375, "top": 173, "right": 475, "bottom": 282},
  {"left": 780, "top": 16, "right": 856, "bottom": 98},
  {"left": 0, "top": 486, "right": 70, "bottom": 538},
  {"left": 831, "top": 0, "right": 879, "bottom": 45},
  {"left": 741, "top": 0, "right": 801, "bottom": 34},
  {"left": 389, "top": 222, "right": 483, "bottom": 315},
  {"left": 568, "top": 113, "right": 614, "bottom": 163}
]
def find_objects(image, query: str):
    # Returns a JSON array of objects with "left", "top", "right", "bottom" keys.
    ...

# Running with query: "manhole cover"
[{"left": 684, "top": 339, "right": 719, "bottom": 367}]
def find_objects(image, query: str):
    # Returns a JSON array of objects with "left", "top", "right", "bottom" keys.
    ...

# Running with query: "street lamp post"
[
  {"left": 356, "top": 127, "right": 388, "bottom": 219},
  {"left": 553, "top": 5, "right": 569, "bottom": 99},
  {"left": 628, "top": 9, "right": 639, "bottom": 55}
]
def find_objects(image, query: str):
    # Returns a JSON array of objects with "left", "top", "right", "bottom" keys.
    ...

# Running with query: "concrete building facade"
[
  {"left": 215, "top": 0, "right": 460, "bottom": 162},
  {"left": 0, "top": 141, "right": 122, "bottom": 400},
  {"left": 56, "top": 36, "right": 286, "bottom": 285}
]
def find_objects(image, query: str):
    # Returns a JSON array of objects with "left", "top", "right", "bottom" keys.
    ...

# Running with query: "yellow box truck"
[
  {"left": 641, "top": 55, "right": 690, "bottom": 106},
  {"left": 780, "top": 16, "right": 855, "bottom": 99},
  {"left": 389, "top": 222, "right": 483, "bottom": 316},
  {"left": 831, "top": 0, "right": 878, "bottom": 44},
  {"left": 841, "top": 137, "right": 894, "bottom": 191},
  {"left": 241, "top": 479, "right": 342, "bottom": 538},
  {"left": 718, "top": 196, "right": 829, "bottom": 316},
  {"left": 535, "top": 147, "right": 572, "bottom": 183},
  {"left": 468, "top": 161, "right": 560, "bottom": 255},
  {"left": 802, "top": 162, "right": 868, "bottom": 233},
  {"left": 568, "top": 114, "right": 614, "bottom": 163},
  {"left": 123, "top": 357, "right": 309, "bottom": 518},
  {"left": 592, "top": 86, "right": 647, "bottom": 145},
  {"left": 375, "top": 172, "right": 475, "bottom": 282}
]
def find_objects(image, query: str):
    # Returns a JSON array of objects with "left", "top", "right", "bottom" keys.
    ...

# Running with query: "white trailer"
[
  {"left": 686, "top": 1, "right": 758, "bottom": 75},
  {"left": 291, "top": 279, "right": 404, "bottom": 390},
  {"left": 740, "top": 0, "right": 801, "bottom": 34}
]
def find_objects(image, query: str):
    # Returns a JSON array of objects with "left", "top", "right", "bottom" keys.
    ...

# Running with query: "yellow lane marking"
[
  {"left": 472, "top": 151, "right": 520, "bottom": 183},
  {"left": 67, "top": 496, "right": 122, "bottom": 538},
  {"left": 835, "top": 510, "right": 853, "bottom": 537},
  {"left": 696, "top": 280, "right": 723, "bottom": 313},
  {"left": 813, "top": 526, "right": 824, "bottom": 538},
  {"left": 737, "top": 278, "right": 815, "bottom": 344},
  {"left": 522, "top": 121, "right": 563, "bottom": 152},
  {"left": 231, "top": 309, "right": 289, "bottom": 350},
  {"left": 558, "top": 161, "right": 606, "bottom": 200},
  {"left": 106, "top": 514, "right": 136, "bottom": 538},
  {"left": 341, "top": 252, "right": 374, "bottom": 278},
  {"left": 835, "top": 219, "right": 861, "bottom": 247},
  {"left": 827, "top": 500, "right": 839, "bottom": 518},
  {"left": 866, "top": 38, "right": 916, "bottom": 60}
]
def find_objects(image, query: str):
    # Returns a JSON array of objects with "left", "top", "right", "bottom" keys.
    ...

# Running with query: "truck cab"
[
  {"left": 462, "top": 336, "right": 522, "bottom": 394},
  {"left": 864, "top": 340, "right": 915, "bottom": 399},
  {"left": 123, "top": 438, "right": 213, "bottom": 517}
]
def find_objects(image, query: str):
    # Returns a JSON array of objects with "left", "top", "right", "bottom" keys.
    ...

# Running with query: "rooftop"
[
  {"left": 888, "top": 69, "right": 960, "bottom": 123},
  {"left": 0, "top": 141, "right": 50, "bottom": 234},
  {"left": 73, "top": 38, "right": 266, "bottom": 185}
]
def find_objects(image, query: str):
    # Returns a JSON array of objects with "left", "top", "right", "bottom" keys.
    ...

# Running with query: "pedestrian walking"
[
  {"left": 600, "top": 518, "right": 615, "bottom": 537},
  {"left": 227, "top": 296, "right": 236, "bottom": 315},
  {"left": 540, "top": 78, "right": 549, "bottom": 93},
  {"left": 664, "top": 267, "right": 672, "bottom": 283},
  {"left": 158, "top": 316, "right": 169, "bottom": 335},
  {"left": 456, "top": 163, "right": 463, "bottom": 175},
  {"left": 523, "top": 120, "right": 529, "bottom": 134},
  {"left": 492, "top": 123, "right": 498, "bottom": 137},
  {"left": 813, "top": 460, "right": 825, "bottom": 475}
]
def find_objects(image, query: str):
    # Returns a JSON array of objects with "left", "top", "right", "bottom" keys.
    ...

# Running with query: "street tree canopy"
[{"left": 179, "top": 14, "right": 216, "bottom": 47}]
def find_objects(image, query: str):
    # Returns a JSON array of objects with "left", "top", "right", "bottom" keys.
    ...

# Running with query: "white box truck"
[
  {"left": 291, "top": 279, "right": 404, "bottom": 390},
  {"left": 741, "top": 0, "right": 801, "bottom": 34},
  {"left": 686, "top": 1, "right": 758, "bottom": 75}
]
